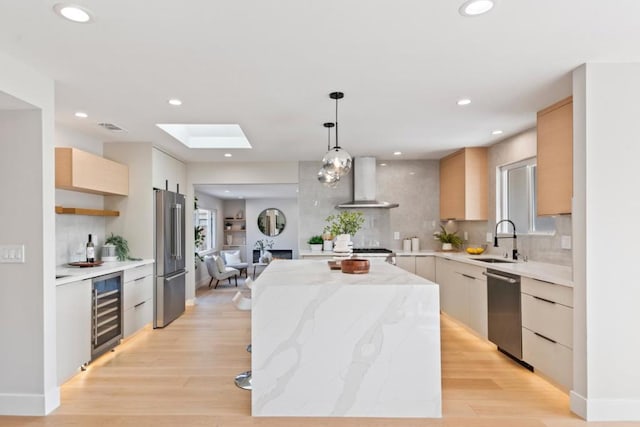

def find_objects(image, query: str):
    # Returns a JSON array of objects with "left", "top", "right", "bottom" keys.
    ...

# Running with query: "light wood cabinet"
[
  {"left": 56, "top": 147, "right": 129, "bottom": 196},
  {"left": 57, "top": 279, "right": 92, "bottom": 385},
  {"left": 521, "top": 277, "right": 573, "bottom": 391},
  {"left": 395, "top": 256, "right": 415, "bottom": 273},
  {"left": 536, "top": 96, "right": 573, "bottom": 215},
  {"left": 439, "top": 147, "right": 488, "bottom": 220}
]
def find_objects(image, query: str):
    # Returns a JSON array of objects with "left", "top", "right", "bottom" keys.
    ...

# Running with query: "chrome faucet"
[{"left": 494, "top": 219, "right": 519, "bottom": 260}]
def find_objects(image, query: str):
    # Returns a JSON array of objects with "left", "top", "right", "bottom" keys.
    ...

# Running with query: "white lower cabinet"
[
  {"left": 396, "top": 255, "right": 436, "bottom": 282},
  {"left": 435, "top": 258, "right": 487, "bottom": 338},
  {"left": 56, "top": 279, "right": 92, "bottom": 385},
  {"left": 521, "top": 277, "right": 573, "bottom": 391},
  {"left": 415, "top": 256, "right": 435, "bottom": 282},
  {"left": 123, "top": 264, "right": 154, "bottom": 338}
]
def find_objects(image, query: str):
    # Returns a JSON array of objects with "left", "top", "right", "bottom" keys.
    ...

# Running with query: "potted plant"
[
  {"left": 434, "top": 226, "right": 463, "bottom": 251},
  {"left": 104, "top": 233, "right": 130, "bottom": 261},
  {"left": 307, "top": 235, "right": 324, "bottom": 251},
  {"left": 324, "top": 211, "right": 365, "bottom": 237}
]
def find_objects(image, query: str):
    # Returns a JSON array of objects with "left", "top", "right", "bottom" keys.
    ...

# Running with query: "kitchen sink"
[{"left": 474, "top": 258, "right": 516, "bottom": 264}]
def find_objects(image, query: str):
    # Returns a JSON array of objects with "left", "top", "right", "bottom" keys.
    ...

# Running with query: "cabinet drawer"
[
  {"left": 123, "top": 300, "right": 152, "bottom": 338},
  {"left": 123, "top": 263, "right": 153, "bottom": 283},
  {"left": 453, "top": 262, "right": 486, "bottom": 281},
  {"left": 124, "top": 275, "right": 153, "bottom": 310},
  {"left": 521, "top": 277, "right": 572, "bottom": 307},
  {"left": 522, "top": 327, "right": 572, "bottom": 391},
  {"left": 521, "top": 293, "right": 573, "bottom": 348}
]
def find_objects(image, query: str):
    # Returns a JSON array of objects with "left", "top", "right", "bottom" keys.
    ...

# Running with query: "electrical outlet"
[
  {"left": 0, "top": 245, "right": 25, "bottom": 263},
  {"left": 561, "top": 235, "right": 572, "bottom": 250},
  {"left": 486, "top": 232, "right": 493, "bottom": 243},
  {"left": 393, "top": 231, "right": 400, "bottom": 240},
  {"left": 464, "top": 231, "right": 468, "bottom": 241}
]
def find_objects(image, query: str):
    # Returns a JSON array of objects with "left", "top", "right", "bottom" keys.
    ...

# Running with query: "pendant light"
[
  {"left": 317, "top": 122, "right": 340, "bottom": 187},
  {"left": 322, "top": 91, "right": 352, "bottom": 178}
]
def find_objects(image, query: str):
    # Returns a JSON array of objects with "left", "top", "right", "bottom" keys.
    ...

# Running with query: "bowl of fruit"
[{"left": 466, "top": 245, "right": 487, "bottom": 255}]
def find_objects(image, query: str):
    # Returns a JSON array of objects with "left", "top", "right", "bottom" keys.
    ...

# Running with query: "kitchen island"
[{"left": 251, "top": 259, "right": 441, "bottom": 418}]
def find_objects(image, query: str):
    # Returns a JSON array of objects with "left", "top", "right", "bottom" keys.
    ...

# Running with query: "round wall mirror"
[{"left": 257, "top": 208, "right": 286, "bottom": 237}]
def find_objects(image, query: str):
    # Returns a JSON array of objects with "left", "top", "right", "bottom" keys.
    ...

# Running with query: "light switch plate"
[
  {"left": 486, "top": 232, "right": 493, "bottom": 243},
  {"left": 393, "top": 231, "right": 400, "bottom": 240},
  {"left": 0, "top": 245, "right": 25, "bottom": 263},
  {"left": 561, "top": 235, "right": 572, "bottom": 250}
]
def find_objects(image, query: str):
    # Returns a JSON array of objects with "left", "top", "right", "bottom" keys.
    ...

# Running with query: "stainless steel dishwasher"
[{"left": 483, "top": 269, "right": 530, "bottom": 369}]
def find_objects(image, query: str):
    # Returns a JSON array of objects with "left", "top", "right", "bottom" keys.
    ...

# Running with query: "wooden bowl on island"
[{"left": 340, "top": 258, "right": 370, "bottom": 274}]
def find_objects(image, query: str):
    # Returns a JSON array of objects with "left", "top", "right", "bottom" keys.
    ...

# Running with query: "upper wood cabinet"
[
  {"left": 56, "top": 147, "right": 129, "bottom": 196},
  {"left": 536, "top": 96, "right": 572, "bottom": 215},
  {"left": 439, "top": 147, "right": 487, "bottom": 220}
]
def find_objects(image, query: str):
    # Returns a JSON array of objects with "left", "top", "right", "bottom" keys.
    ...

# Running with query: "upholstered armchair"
[{"left": 205, "top": 255, "right": 239, "bottom": 289}]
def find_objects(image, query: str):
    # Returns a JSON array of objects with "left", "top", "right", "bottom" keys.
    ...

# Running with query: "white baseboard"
[
  {"left": 186, "top": 298, "right": 195, "bottom": 306},
  {"left": 0, "top": 386, "right": 60, "bottom": 416},
  {"left": 571, "top": 391, "right": 640, "bottom": 421}
]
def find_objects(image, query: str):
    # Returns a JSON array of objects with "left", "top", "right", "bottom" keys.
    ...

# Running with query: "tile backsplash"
[{"left": 56, "top": 214, "right": 106, "bottom": 266}]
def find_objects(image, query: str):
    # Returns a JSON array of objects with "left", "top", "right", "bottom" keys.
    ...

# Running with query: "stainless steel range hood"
[{"left": 336, "top": 157, "right": 399, "bottom": 208}]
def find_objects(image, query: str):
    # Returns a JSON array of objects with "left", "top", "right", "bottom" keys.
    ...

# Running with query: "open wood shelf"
[{"left": 55, "top": 206, "right": 120, "bottom": 217}]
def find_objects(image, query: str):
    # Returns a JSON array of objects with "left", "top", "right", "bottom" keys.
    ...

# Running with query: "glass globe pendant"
[
  {"left": 317, "top": 122, "right": 341, "bottom": 187},
  {"left": 322, "top": 92, "right": 352, "bottom": 178}
]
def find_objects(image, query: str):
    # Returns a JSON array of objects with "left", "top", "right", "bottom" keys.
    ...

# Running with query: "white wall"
[
  {"left": 571, "top": 63, "right": 640, "bottom": 421},
  {"left": 0, "top": 52, "right": 58, "bottom": 415},
  {"left": 186, "top": 161, "right": 298, "bottom": 301},
  {"left": 246, "top": 198, "right": 299, "bottom": 261}
]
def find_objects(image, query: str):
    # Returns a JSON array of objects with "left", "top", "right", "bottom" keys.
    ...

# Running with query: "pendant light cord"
[{"left": 334, "top": 96, "right": 339, "bottom": 150}]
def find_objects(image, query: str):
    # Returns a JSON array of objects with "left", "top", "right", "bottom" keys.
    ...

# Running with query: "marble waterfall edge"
[{"left": 251, "top": 259, "right": 442, "bottom": 418}]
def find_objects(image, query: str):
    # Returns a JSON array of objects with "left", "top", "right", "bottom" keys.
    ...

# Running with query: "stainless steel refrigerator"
[{"left": 154, "top": 189, "right": 186, "bottom": 328}]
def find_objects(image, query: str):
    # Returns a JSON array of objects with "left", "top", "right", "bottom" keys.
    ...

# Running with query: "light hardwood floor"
[{"left": 2, "top": 281, "right": 638, "bottom": 427}]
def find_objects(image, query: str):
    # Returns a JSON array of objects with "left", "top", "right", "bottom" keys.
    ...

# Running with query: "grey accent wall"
[
  {"left": 456, "top": 128, "right": 572, "bottom": 266},
  {"left": 298, "top": 160, "right": 441, "bottom": 252},
  {"left": 194, "top": 191, "right": 224, "bottom": 288}
]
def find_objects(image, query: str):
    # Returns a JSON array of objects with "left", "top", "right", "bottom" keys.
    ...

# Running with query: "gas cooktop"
[{"left": 352, "top": 248, "right": 393, "bottom": 254}]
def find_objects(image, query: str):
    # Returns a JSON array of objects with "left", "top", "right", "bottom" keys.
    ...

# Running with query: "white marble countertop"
[
  {"left": 252, "top": 259, "right": 441, "bottom": 418},
  {"left": 258, "top": 258, "right": 437, "bottom": 286},
  {"left": 55, "top": 259, "right": 154, "bottom": 286},
  {"left": 299, "top": 250, "right": 391, "bottom": 258}
]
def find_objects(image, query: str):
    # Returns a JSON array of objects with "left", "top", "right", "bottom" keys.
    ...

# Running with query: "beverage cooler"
[{"left": 91, "top": 271, "right": 123, "bottom": 359}]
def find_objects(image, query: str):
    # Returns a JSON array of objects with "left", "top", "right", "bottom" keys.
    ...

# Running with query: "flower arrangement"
[
  {"left": 254, "top": 239, "right": 274, "bottom": 252},
  {"left": 324, "top": 211, "right": 365, "bottom": 237}
]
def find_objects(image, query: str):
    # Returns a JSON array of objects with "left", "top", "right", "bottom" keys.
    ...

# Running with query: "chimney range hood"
[{"left": 336, "top": 157, "right": 399, "bottom": 209}]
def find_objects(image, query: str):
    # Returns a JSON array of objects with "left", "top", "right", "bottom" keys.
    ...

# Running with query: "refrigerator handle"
[
  {"left": 175, "top": 203, "right": 182, "bottom": 259},
  {"left": 170, "top": 203, "right": 177, "bottom": 259}
]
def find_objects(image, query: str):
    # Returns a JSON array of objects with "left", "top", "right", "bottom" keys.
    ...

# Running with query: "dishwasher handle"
[{"left": 482, "top": 271, "right": 517, "bottom": 284}]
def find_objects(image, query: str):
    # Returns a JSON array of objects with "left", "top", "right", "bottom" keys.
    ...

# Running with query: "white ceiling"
[
  {"left": 1, "top": 1, "right": 639, "bottom": 163},
  {"left": 195, "top": 184, "right": 298, "bottom": 200}
]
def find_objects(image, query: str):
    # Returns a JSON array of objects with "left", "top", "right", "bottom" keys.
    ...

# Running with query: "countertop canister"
[
  {"left": 411, "top": 237, "right": 420, "bottom": 252},
  {"left": 403, "top": 239, "right": 411, "bottom": 252}
]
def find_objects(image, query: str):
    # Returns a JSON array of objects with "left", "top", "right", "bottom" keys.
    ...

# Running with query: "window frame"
[
  {"left": 194, "top": 208, "right": 217, "bottom": 254},
  {"left": 497, "top": 157, "right": 555, "bottom": 236}
]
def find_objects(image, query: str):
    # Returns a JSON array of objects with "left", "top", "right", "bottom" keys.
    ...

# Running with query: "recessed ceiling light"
[
  {"left": 409, "top": 172, "right": 416, "bottom": 175},
  {"left": 53, "top": 3, "right": 93, "bottom": 23},
  {"left": 393, "top": 151, "right": 402, "bottom": 156},
  {"left": 224, "top": 153, "right": 232, "bottom": 158},
  {"left": 379, "top": 163, "right": 387, "bottom": 167},
  {"left": 459, "top": 0, "right": 494, "bottom": 17},
  {"left": 74, "top": 111, "right": 88, "bottom": 118},
  {"left": 168, "top": 98, "right": 182, "bottom": 106},
  {"left": 457, "top": 98, "right": 472, "bottom": 106},
  {"left": 224, "top": 190, "right": 230, "bottom": 193},
  {"left": 492, "top": 129, "right": 503, "bottom": 135}
]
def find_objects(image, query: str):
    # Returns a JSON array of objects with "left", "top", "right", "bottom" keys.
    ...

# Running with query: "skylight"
[{"left": 156, "top": 124, "right": 252, "bottom": 149}]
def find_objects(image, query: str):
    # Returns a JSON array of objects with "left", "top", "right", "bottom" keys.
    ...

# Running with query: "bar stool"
[{"left": 231, "top": 290, "right": 252, "bottom": 390}]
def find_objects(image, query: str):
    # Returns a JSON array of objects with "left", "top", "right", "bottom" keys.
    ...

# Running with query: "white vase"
[
  {"left": 310, "top": 244, "right": 323, "bottom": 251},
  {"left": 334, "top": 234, "right": 352, "bottom": 253},
  {"left": 323, "top": 240, "right": 333, "bottom": 251},
  {"left": 442, "top": 243, "right": 453, "bottom": 251}
]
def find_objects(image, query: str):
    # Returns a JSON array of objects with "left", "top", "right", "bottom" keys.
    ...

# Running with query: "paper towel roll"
[{"left": 411, "top": 237, "right": 420, "bottom": 252}]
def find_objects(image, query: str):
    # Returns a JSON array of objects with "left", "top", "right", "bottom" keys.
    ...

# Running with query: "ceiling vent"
[{"left": 98, "top": 122, "right": 126, "bottom": 132}]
